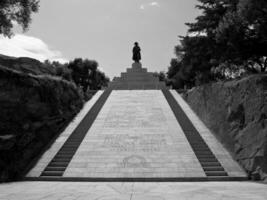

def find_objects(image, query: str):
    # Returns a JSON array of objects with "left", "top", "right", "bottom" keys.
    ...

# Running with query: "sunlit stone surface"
[
  {"left": 64, "top": 90, "right": 205, "bottom": 178},
  {"left": 0, "top": 181, "right": 266, "bottom": 200}
]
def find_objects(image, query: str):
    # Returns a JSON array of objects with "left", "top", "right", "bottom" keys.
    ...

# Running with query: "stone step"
[
  {"left": 41, "top": 171, "right": 63, "bottom": 176},
  {"left": 55, "top": 154, "right": 74, "bottom": 157},
  {"left": 206, "top": 171, "right": 228, "bottom": 177},
  {"left": 193, "top": 149, "right": 211, "bottom": 152},
  {"left": 203, "top": 166, "right": 224, "bottom": 171},
  {"left": 49, "top": 158, "right": 70, "bottom": 162},
  {"left": 58, "top": 150, "right": 76, "bottom": 153},
  {"left": 65, "top": 139, "right": 81, "bottom": 142},
  {"left": 64, "top": 141, "right": 81, "bottom": 144},
  {"left": 192, "top": 147, "right": 210, "bottom": 151},
  {"left": 50, "top": 160, "right": 70, "bottom": 164},
  {"left": 63, "top": 143, "right": 81, "bottom": 146},
  {"left": 199, "top": 162, "right": 221, "bottom": 167},
  {"left": 121, "top": 74, "right": 154, "bottom": 79},
  {"left": 192, "top": 145, "right": 209, "bottom": 148},
  {"left": 45, "top": 167, "right": 67, "bottom": 171},
  {"left": 54, "top": 155, "right": 73, "bottom": 159},
  {"left": 126, "top": 68, "right": 147, "bottom": 73},
  {"left": 198, "top": 158, "right": 218, "bottom": 162},
  {"left": 197, "top": 155, "right": 216, "bottom": 159},
  {"left": 60, "top": 147, "right": 77, "bottom": 151},
  {"left": 189, "top": 141, "right": 207, "bottom": 145},
  {"left": 195, "top": 152, "right": 214, "bottom": 156},
  {"left": 49, "top": 162, "right": 69, "bottom": 167},
  {"left": 120, "top": 77, "right": 158, "bottom": 81}
]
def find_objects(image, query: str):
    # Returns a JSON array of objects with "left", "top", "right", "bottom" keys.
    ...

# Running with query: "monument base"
[
  {"left": 132, "top": 62, "right": 142, "bottom": 70},
  {"left": 109, "top": 62, "right": 167, "bottom": 90}
]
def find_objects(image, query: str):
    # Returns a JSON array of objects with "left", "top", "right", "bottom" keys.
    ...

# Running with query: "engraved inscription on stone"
[
  {"left": 122, "top": 155, "right": 148, "bottom": 168},
  {"left": 103, "top": 134, "right": 167, "bottom": 152},
  {"left": 103, "top": 106, "right": 166, "bottom": 128}
]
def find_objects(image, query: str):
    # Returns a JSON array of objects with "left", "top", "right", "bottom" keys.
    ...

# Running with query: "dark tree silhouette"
[
  {"left": 68, "top": 58, "right": 109, "bottom": 92},
  {"left": 0, "top": 0, "right": 39, "bottom": 37},
  {"left": 167, "top": 0, "right": 267, "bottom": 89}
]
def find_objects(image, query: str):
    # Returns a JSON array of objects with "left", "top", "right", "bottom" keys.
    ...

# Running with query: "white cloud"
[
  {"left": 0, "top": 34, "right": 68, "bottom": 63},
  {"left": 140, "top": 1, "right": 160, "bottom": 10},
  {"left": 150, "top": 2, "right": 159, "bottom": 7},
  {"left": 140, "top": 5, "right": 145, "bottom": 10}
]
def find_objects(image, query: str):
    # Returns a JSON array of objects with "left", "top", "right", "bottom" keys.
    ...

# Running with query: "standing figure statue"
[{"left": 132, "top": 42, "right": 141, "bottom": 63}]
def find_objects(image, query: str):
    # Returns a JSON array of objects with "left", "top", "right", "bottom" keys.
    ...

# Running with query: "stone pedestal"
[
  {"left": 109, "top": 62, "right": 167, "bottom": 90},
  {"left": 132, "top": 62, "right": 142, "bottom": 70}
]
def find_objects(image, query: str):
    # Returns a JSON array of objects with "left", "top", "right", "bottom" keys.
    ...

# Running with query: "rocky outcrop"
[
  {"left": 0, "top": 54, "right": 56, "bottom": 75},
  {"left": 183, "top": 74, "right": 267, "bottom": 180},
  {"left": 0, "top": 58, "right": 83, "bottom": 181}
]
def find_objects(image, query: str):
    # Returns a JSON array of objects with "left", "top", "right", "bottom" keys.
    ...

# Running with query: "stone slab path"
[
  {"left": 0, "top": 181, "right": 266, "bottom": 200},
  {"left": 27, "top": 90, "right": 246, "bottom": 180}
]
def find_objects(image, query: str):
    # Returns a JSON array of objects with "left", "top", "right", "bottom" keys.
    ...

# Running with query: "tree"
[
  {"left": 68, "top": 58, "right": 109, "bottom": 92},
  {"left": 186, "top": 0, "right": 234, "bottom": 38},
  {"left": 168, "top": 0, "right": 267, "bottom": 89},
  {"left": 167, "top": 58, "right": 182, "bottom": 79},
  {"left": 0, "top": 0, "right": 39, "bottom": 37},
  {"left": 153, "top": 71, "right": 166, "bottom": 82},
  {"left": 44, "top": 60, "right": 72, "bottom": 81},
  {"left": 215, "top": 0, "right": 267, "bottom": 72}
]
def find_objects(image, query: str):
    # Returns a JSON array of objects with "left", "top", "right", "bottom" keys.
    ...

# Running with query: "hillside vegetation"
[{"left": 0, "top": 55, "right": 84, "bottom": 181}]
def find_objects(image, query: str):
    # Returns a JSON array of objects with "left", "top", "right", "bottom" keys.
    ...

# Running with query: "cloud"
[
  {"left": 140, "top": 1, "right": 160, "bottom": 10},
  {"left": 0, "top": 34, "right": 68, "bottom": 63},
  {"left": 140, "top": 5, "right": 145, "bottom": 10},
  {"left": 150, "top": 2, "right": 160, "bottom": 7}
]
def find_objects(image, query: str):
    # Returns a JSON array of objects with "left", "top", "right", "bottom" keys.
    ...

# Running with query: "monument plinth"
[
  {"left": 109, "top": 62, "right": 167, "bottom": 90},
  {"left": 132, "top": 62, "right": 142, "bottom": 70}
]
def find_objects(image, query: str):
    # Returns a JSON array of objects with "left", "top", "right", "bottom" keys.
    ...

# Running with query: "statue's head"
[{"left": 134, "top": 42, "right": 139, "bottom": 46}]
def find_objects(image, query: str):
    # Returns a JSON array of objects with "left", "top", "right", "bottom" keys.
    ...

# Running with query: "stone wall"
[
  {"left": 0, "top": 65, "right": 83, "bottom": 182},
  {"left": 183, "top": 74, "right": 267, "bottom": 180}
]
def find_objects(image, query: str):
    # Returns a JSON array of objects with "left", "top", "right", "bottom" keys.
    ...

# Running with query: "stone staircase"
[
  {"left": 26, "top": 90, "right": 247, "bottom": 181},
  {"left": 108, "top": 62, "right": 166, "bottom": 90},
  {"left": 40, "top": 89, "right": 112, "bottom": 178},
  {"left": 162, "top": 89, "right": 228, "bottom": 178}
]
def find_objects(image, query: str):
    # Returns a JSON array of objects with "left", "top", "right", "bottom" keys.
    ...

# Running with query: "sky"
[{"left": 0, "top": 0, "right": 200, "bottom": 79}]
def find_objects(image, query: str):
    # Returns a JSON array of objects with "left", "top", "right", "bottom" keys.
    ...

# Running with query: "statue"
[{"left": 132, "top": 42, "right": 141, "bottom": 63}]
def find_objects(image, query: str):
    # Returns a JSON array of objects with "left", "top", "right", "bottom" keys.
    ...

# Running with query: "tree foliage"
[
  {"left": 168, "top": 0, "right": 267, "bottom": 89},
  {"left": 44, "top": 58, "right": 110, "bottom": 92},
  {"left": 67, "top": 58, "right": 109, "bottom": 92},
  {"left": 0, "top": 0, "right": 39, "bottom": 37},
  {"left": 153, "top": 71, "right": 166, "bottom": 82}
]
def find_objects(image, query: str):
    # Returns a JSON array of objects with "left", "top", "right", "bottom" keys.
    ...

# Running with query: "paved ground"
[{"left": 0, "top": 181, "right": 266, "bottom": 200}]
